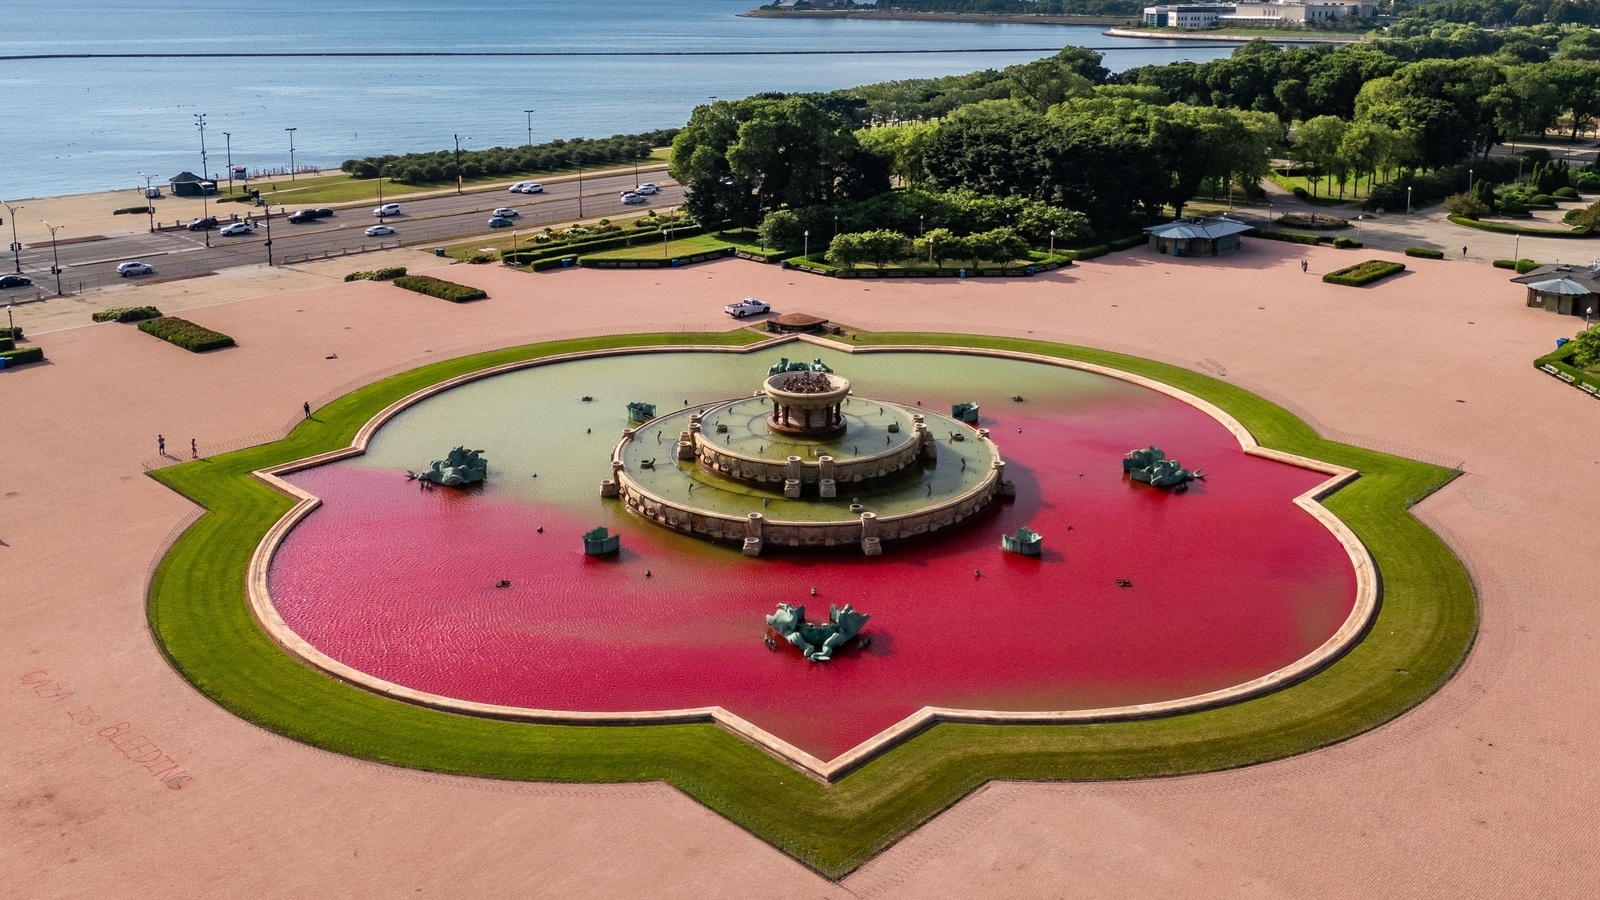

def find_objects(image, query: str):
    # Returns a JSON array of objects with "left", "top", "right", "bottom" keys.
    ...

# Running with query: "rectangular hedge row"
[
  {"left": 1447, "top": 214, "right": 1593, "bottom": 238},
  {"left": 1322, "top": 259, "right": 1406, "bottom": 287},
  {"left": 1, "top": 326, "right": 25, "bottom": 341},
  {"left": 1, "top": 345, "right": 43, "bottom": 366},
  {"left": 392, "top": 275, "right": 487, "bottom": 303},
  {"left": 92, "top": 306, "right": 163, "bottom": 323},
  {"left": 502, "top": 224, "right": 705, "bottom": 266},
  {"left": 1253, "top": 228, "right": 1324, "bottom": 246},
  {"left": 137, "top": 316, "right": 236, "bottom": 352},
  {"left": 344, "top": 267, "right": 407, "bottom": 282},
  {"left": 1406, "top": 248, "right": 1445, "bottom": 259}
]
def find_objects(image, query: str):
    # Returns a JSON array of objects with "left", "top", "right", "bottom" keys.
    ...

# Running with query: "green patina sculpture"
[
  {"left": 582, "top": 526, "right": 621, "bottom": 556},
  {"left": 1122, "top": 445, "right": 1203, "bottom": 489},
  {"left": 410, "top": 447, "right": 487, "bottom": 486},
  {"left": 1001, "top": 526, "right": 1043, "bottom": 556},
  {"left": 766, "top": 357, "right": 833, "bottom": 376},
  {"left": 766, "top": 602, "right": 869, "bottom": 662},
  {"left": 627, "top": 402, "right": 657, "bottom": 423},
  {"left": 951, "top": 401, "right": 979, "bottom": 423}
]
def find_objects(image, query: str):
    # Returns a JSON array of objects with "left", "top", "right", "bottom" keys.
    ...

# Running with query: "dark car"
[
  {"left": 186, "top": 216, "right": 218, "bottom": 231},
  {"left": 0, "top": 274, "right": 32, "bottom": 289},
  {"left": 314, "top": 208, "right": 333, "bottom": 218},
  {"left": 288, "top": 209, "right": 317, "bottom": 223}
]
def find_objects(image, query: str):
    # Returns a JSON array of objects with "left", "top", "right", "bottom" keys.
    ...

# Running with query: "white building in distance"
[{"left": 1143, "top": 0, "right": 1375, "bottom": 28}]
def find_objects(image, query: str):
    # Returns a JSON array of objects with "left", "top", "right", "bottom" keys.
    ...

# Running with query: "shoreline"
[
  {"left": 740, "top": 9, "right": 1133, "bottom": 26},
  {"left": 1103, "top": 26, "right": 1366, "bottom": 43}
]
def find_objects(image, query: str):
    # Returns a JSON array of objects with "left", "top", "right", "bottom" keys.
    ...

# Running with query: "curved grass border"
[{"left": 147, "top": 329, "right": 1475, "bottom": 879}]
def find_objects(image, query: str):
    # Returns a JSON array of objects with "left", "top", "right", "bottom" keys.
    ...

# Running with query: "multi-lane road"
[{"left": 3, "top": 171, "right": 683, "bottom": 293}]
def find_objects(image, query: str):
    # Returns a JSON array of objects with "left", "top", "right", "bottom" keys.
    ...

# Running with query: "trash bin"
[
  {"left": 1556, "top": 337, "right": 1570, "bottom": 349},
  {"left": 434, "top": 247, "right": 445, "bottom": 257}
]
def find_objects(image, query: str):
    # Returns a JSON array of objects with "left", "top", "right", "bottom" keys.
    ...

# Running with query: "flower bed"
[
  {"left": 136, "top": 316, "right": 236, "bottom": 352},
  {"left": 1322, "top": 259, "right": 1406, "bottom": 287}
]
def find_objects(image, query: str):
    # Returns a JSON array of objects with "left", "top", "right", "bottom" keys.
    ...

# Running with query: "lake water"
[{"left": 0, "top": 0, "right": 1234, "bottom": 198}]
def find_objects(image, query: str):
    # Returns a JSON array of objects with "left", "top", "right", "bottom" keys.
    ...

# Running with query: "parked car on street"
[
  {"left": 373, "top": 203, "right": 402, "bottom": 217},
  {"left": 116, "top": 262, "right": 154, "bottom": 277},
  {"left": 0, "top": 274, "right": 32, "bottom": 289},
  {"left": 219, "top": 222, "right": 255, "bottom": 236},
  {"left": 620, "top": 191, "right": 646, "bottom": 205},
  {"left": 186, "top": 216, "right": 218, "bottom": 231},
  {"left": 724, "top": 297, "right": 770, "bottom": 318},
  {"left": 492, "top": 207, "right": 519, "bottom": 218},
  {"left": 487, "top": 216, "right": 514, "bottom": 228},
  {"left": 634, "top": 183, "right": 659, "bottom": 195},
  {"left": 365, "top": 225, "right": 395, "bottom": 237}
]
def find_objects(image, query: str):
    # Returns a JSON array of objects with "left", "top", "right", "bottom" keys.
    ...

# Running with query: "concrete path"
[{"left": 3, "top": 240, "right": 1597, "bottom": 898}]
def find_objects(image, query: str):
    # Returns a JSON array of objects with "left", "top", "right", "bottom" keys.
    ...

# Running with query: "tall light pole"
[
  {"left": 138, "top": 174, "right": 155, "bottom": 233},
  {"left": 286, "top": 127, "right": 298, "bottom": 180},
  {"left": 804, "top": 229, "right": 810, "bottom": 260},
  {"left": 524, "top": 108, "right": 534, "bottom": 148},
  {"left": 1049, "top": 228, "right": 1056, "bottom": 257},
  {"left": 1407, "top": 185, "right": 1413, "bottom": 215},
  {"left": 454, "top": 133, "right": 465, "bottom": 195},
  {"left": 196, "top": 113, "right": 211, "bottom": 247},
  {"left": 223, "top": 131, "right": 233, "bottom": 194},
  {"left": 41, "top": 220, "right": 63, "bottom": 295},
  {"left": 2, "top": 201, "right": 22, "bottom": 272},
  {"left": 577, "top": 162, "right": 584, "bottom": 218}
]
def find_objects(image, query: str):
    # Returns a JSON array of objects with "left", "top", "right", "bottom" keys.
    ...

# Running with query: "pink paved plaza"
[{"left": 4, "top": 240, "right": 1597, "bottom": 897}]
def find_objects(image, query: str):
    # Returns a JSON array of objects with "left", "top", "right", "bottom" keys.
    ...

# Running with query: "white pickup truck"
[{"left": 724, "top": 297, "right": 771, "bottom": 318}]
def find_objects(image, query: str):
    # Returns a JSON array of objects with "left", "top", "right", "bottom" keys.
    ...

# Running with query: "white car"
[
  {"left": 519, "top": 182, "right": 543, "bottom": 194},
  {"left": 219, "top": 222, "right": 255, "bottom": 236},
  {"left": 724, "top": 297, "right": 770, "bottom": 318},
  {"left": 492, "top": 207, "right": 520, "bottom": 218},
  {"left": 509, "top": 181, "right": 533, "bottom": 192},
  {"left": 620, "top": 191, "right": 647, "bottom": 205},
  {"left": 634, "top": 183, "right": 659, "bottom": 195},
  {"left": 117, "top": 261, "right": 154, "bottom": 277},
  {"left": 365, "top": 224, "right": 395, "bottom": 236},
  {"left": 373, "top": 203, "right": 402, "bottom": 217}
]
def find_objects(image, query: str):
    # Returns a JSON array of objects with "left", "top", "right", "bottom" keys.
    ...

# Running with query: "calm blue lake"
[{"left": 0, "top": 0, "right": 1233, "bottom": 198}]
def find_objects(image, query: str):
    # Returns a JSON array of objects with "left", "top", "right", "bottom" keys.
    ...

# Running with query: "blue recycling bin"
[{"left": 1557, "top": 337, "right": 1570, "bottom": 349}]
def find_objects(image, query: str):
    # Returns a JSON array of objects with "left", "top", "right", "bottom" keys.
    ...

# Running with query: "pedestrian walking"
[
  {"left": 157, "top": 434, "right": 165, "bottom": 455},
  {"left": 303, "top": 401, "right": 311, "bottom": 419},
  {"left": 191, "top": 438, "right": 197, "bottom": 459},
  {"left": 1462, "top": 246, "right": 1468, "bottom": 258}
]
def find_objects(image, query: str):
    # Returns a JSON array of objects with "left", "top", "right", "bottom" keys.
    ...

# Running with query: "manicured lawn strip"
[
  {"left": 579, "top": 232, "right": 734, "bottom": 261},
  {"left": 137, "top": 316, "right": 236, "bottom": 351},
  {"left": 1448, "top": 214, "right": 1594, "bottom": 238},
  {"left": 1323, "top": 260, "right": 1405, "bottom": 287},
  {"left": 147, "top": 330, "right": 1473, "bottom": 879}
]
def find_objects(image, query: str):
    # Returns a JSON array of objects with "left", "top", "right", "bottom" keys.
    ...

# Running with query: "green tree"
[
  {"left": 758, "top": 209, "right": 805, "bottom": 251},
  {"left": 916, "top": 227, "right": 958, "bottom": 267},
  {"left": 826, "top": 233, "right": 865, "bottom": 269},
  {"left": 858, "top": 229, "right": 909, "bottom": 270},
  {"left": 1293, "top": 115, "right": 1349, "bottom": 196},
  {"left": 855, "top": 121, "right": 937, "bottom": 187}
]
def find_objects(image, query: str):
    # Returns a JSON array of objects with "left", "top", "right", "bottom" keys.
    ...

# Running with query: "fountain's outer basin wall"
[{"left": 609, "top": 439, "right": 1006, "bottom": 552}]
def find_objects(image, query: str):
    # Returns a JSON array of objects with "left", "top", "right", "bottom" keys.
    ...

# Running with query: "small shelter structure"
[
  {"left": 168, "top": 171, "right": 214, "bottom": 197},
  {"left": 1142, "top": 216, "right": 1253, "bottom": 258},
  {"left": 768, "top": 312, "right": 830, "bottom": 334},
  {"left": 1511, "top": 264, "right": 1600, "bottom": 317}
]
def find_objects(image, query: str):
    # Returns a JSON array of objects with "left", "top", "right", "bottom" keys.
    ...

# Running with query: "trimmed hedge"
[
  {"left": 0, "top": 336, "right": 11, "bottom": 352},
  {"left": 136, "top": 316, "right": 236, "bottom": 352},
  {"left": 1406, "top": 248, "right": 1445, "bottom": 259},
  {"left": 1515, "top": 258, "right": 1543, "bottom": 274},
  {"left": 1448, "top": 215, "right": 1594, "bottom": 238},
  {"left": 113, "top": 205, "right": 154, "bottom": 215},
  {"left": 1332, "top": 237, "right": 1362, "bottom": 249},
  {"left": 1493, "top": 258, "right": 1515, "bottom": 269},
  {"left": 1534, "top": 342, "right": 1600, "bottom": 395},
  {"left": 1323, "top": 259, "right": 1406, "bottom": 287},
  {"left": 1254, "top": 228, "right": 1323, "bottom": 246},
  {"left": 0, "top": 345, "right": 44, "bottom": 365},
  {"left": 392, "top": 275, "right": 487, "bottom": 303},
  {"left": 344, "top": 267, "right": 407, "bottom": 282},
  {"left": 92, "top": 305, "right": 163, "bottom": 323},
  {"left": 0, "top": 326, "right": 22, "bottom": 341}
]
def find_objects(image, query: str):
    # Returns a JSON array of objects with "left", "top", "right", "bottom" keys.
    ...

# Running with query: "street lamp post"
[
  {"left": 196, "top": 113, "right": 211, "bottom": 247},
  {"left": 803, "top": 229, "right": 810, "bottom": 260},
  {"left": 577, "top": 162, "right": 584, "bottom": 218},
  {"left": 1049, "top": 229, "right": 1056, "bottom": 257},
  {"left": 833, "top": 215, "right": 839, "bottom": 239},
  {"left": 2, "top": 201, "right": 22, "bottom": 272},
  {"left": 223, "top": 132, "right": 233, "bottom": 195},
  {"left": 286, "top": 127, "right": 298, "bottom": 180},
  {"left": 41, "top": 220, "right": 63, "bottom": 295},
  {"left": 138, "top": 174, "right": 155, "bottom": 233},
  {"left": 263, "top": 200, "right": 274, "bottom": 266},
  {"left": 524, "top": 108, "right": 535, "bottom": 148},
  {"left": 453, "top": 133, "right": 465, "bottom": 195},
  {"left": 1407, "top": 186, "right": 1413, "bottom": 215},
  {"left": 919, "top": 214, "right": 924, "bottom": 237}
]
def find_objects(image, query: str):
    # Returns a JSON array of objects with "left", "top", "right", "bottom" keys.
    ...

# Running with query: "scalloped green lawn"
[{"left": 147, "top": 329, "right": 1473, "bottom": 879}]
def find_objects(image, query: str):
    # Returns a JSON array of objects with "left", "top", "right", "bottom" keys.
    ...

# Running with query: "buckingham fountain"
[{"left": 602, "top": 361, "right": 1011, "bottom": 556}]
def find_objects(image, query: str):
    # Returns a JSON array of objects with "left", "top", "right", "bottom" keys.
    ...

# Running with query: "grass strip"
[{"left": 146, "top": 330, "right": 1474, "bottom": 878}]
